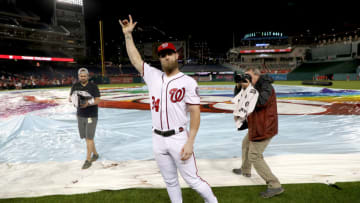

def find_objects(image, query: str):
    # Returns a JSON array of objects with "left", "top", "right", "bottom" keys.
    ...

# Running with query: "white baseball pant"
[{"left": 152, "top": 131, "right": 218, "bottom": 203}]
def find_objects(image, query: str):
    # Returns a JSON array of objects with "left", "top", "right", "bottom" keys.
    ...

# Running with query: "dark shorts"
[{"left": 77, "top": 116, "right": 98, "bottom": 140}]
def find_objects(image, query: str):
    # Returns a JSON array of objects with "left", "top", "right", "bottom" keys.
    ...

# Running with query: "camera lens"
[{"left": 234, "top": 74, "right": 242, "bottom": 83}]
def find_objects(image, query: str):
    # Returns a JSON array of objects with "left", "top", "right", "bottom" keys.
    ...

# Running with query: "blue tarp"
[{"left": 1, "top": 85, "right": 360, "bottom": 163}]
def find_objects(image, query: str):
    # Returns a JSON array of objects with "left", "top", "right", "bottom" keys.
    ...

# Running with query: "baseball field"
[{"left": 0, "top": 81, "right": 359, "bottom": 202}]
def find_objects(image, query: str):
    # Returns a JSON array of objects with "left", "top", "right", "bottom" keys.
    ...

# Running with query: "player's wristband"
[{"left": 88, "top": 98, "right": 95, "bottom": 105}]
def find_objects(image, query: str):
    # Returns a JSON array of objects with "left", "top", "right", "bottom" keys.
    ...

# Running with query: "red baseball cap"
[{"left": 157, "top": 42, "right": 176, "bottom": 53}]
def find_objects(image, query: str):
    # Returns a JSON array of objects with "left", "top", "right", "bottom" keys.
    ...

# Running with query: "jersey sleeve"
[
  {"left": 93, "top": 84, "right": 100, "bottom": 98},
  {"left": 143, "top": 62, "right": 163, "bottom": 84},
  {"left": 70, "top": 85, "right": 75, "bottom": 96},
  {"left": 185, "top": 77, "right": 200, "bottom": 105}
]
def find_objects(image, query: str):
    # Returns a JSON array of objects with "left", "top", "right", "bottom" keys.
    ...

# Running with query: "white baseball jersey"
[{"left": 143, "top": 62, "right": 200, "bottom": 131}]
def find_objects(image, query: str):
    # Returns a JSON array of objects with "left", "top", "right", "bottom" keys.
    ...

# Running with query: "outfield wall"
[{"left": 90, "top": 72, "right": 360, "bottom": 85}]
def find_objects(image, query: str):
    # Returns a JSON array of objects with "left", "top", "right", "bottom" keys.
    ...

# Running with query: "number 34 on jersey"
[{"left": 152, "top": 88, "right": 185, "bottom": 112}]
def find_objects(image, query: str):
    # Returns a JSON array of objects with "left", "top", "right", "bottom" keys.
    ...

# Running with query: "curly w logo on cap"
[{"left": 157, "top": 42, "right": 176, "bottom": 53}]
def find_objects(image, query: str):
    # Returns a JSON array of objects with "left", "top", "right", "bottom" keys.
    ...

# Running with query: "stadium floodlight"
[{"left": 57, "top": 0, "right": 83, "bottom": 6}]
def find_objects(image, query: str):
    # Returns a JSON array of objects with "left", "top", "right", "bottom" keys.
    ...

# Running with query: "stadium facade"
[
  {"left": 0, "top": 0, "right": 86, "bottom": 61},
  {"left": 227, "top": 31, "right": 360, "bottom": 81}
]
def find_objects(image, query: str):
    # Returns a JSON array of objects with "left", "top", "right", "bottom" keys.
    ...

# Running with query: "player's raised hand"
[{"left": 119, "top": 15, "right": 137, "bottom": 34}]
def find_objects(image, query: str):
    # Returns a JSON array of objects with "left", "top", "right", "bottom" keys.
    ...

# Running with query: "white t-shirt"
[{"left": 143, "top": 62, "right": 200, "bottom": 130}]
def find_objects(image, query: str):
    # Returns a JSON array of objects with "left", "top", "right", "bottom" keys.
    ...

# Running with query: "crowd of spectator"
[
  {"left": 0, "top": 62, "right": 141, "bottom": 90},
  {"left": 229, "top": 62, "right": 295, "bottom": 74},
  {"left": 315, "top": 34, "right": 359, "bottom": 47},
  {"left": 0, "top": 74, "right": 77, "bottom": 90},
  {"left": 0, "top": 70, "right": 77, "bottom": 90},
  {"left": 0, "top": 62, "right": 76, "bottom": 90}
]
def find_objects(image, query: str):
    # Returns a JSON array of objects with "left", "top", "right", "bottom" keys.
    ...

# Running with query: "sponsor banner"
[
  {"left": 215, "top": 74, "right": 234, "bottom": 82},
  {"left": 0, "top": 55, "right": 74, "bottom": 62},
  {"left": 268, "top": 74, "right": 287, "bottom": 81},
  {"left": 198, "top": 76, "right": 211, "bottom": 82},
  {"left": 240, "top": 48, "right": 291, "bottom": 54},
  {"left": 109, "top": 76, "right": 134, "bottom": 84}
]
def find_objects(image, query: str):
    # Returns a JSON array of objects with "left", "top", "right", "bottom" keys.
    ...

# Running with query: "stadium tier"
[
  {"left": 0, "top": 0, "right": 85, "bottom": 61},
  {"left": 226, "top": 30, "right": 360, "bottom": 81}
]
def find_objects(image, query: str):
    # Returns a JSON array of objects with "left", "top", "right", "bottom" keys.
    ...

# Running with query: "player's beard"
[{"left": 161, "top": 60, "right": 178, "bottom": 74}]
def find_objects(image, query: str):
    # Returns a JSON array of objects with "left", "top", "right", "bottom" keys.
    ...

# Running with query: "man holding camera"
[
  {"left": 69, "top": 68, "right": 101, "bottom": 169},
  {"left": 233, "top": 67, "right": 284, "bottom": 198}
]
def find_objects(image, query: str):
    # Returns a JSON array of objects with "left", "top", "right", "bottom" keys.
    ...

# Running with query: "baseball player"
[{"left": 119, "top": 15, "right": 218, "bottom": 203}]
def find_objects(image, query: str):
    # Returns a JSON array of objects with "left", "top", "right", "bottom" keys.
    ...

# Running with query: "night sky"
[
  {"left": 6, "top": 0, "right": 358, "bottom": 57},
  {"left": 84, "top": 1, "right": 360, "bottom": 53}
]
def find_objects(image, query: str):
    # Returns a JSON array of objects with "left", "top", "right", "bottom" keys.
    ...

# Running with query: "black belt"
[{"left": 154, "top": 127, "right": 184, "bottom": 137}]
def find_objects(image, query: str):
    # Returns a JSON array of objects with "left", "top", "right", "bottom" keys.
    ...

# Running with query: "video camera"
[
  {"left": 234, "top": 73, "right": 252, "bottom": 83},
  {"left": 71, "top": 91, "right": 94, "bottom": 108},
  {"left": 77, "top": 93, "right": 89, "bottom": 106},
  {"left": 76, "top": 91, "right": 93, "bottom": 107}
]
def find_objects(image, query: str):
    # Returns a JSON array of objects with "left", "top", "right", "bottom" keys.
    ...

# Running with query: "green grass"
[
  {"left": 1, "top": 81, "right": 359, "bottom": 202},
  {"left": 2, "top": 182, "right": 359, "bottom": 203},
  {"left": 274, "top": 81, "right": 360, "bottom": 90}
]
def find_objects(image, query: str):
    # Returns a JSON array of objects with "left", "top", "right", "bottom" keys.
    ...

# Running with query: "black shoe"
[
  {"left": 90, "top": 154, "right": 99, "bottom": 162},
  {"left": 260, "top": 187, "right": 284, "bottom": 198},
  {"left": 232, "top": 168, "right": 251, "bottom": 177},
  {"left": 82, "top": 160, "right": 92, "bottom": 169}
]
